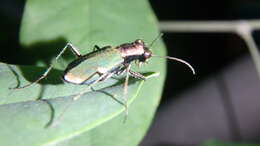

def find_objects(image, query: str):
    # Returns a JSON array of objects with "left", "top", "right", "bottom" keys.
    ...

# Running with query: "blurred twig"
[
  {"left": 160, "top": 20, "right": 260, "bottom": 32},
  {"left": 160, "top": 20, "right": 260, "bottom": 78}
]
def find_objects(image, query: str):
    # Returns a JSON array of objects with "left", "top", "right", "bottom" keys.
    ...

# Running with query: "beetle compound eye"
[
  {"left": 144, "top": 50, "right": 152, "bottom": 59},
  {"left": 135, "top": 39, "right": 144, "bottom": 45}
]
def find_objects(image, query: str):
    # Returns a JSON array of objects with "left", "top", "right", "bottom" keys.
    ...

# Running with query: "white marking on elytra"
[{"left": 63, "top": 73, "right": 85, "bottom": 84}]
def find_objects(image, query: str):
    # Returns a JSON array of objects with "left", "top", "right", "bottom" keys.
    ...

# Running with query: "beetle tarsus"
[{"left": 129, "top": 70, "right": 146, "bottom": 80}]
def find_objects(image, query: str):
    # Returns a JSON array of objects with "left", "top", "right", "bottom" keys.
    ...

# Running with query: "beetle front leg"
[
  {"left": 114, "top": 67, "right": 146, "bottom": 80},
  {"left": 129, "top": 70, "right": 146, "bottom": 80}
]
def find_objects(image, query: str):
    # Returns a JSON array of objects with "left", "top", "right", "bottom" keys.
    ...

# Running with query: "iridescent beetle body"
[
  {"left": 63, "top": 39, "right": 151, "bottom": 86},
  {"left": 12, "top": 37, "right": 194, "bottom": 124},
  {"left": 63, "top": 47, "right": 123, "bottom": 85}
]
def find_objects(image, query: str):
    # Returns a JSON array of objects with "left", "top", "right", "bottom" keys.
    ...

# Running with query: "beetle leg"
[
  {"left": 115, "top": 65, "right": 146, "bottom": 80},
  {"left": 93, "top": 45, "right": 101, "bottom": 51},
  {"left": 50, "top": 71, "right": 112, "bottom": 127},
  {"left": 93, "top": 45, "right": 112, "bottom": 51},
  {"left": 11, "top": 43, "right": 82, "bottom": 89},
  {"left": 72, "top": 72, "right": 111, "bottom": 100},
  {"left": 122, "top": 64, "right": 131, "bottom": 122},
  {"left": 129, "top": 70, "right": 146, "bottom": 80},
  {"left": 115, "top": 67, "right": 126, "bottom": 75},
  {"left": 66, "top": 43, "right": 82, "bottom": 57},
  {"left": 99, "top": 72, "right": 115, "bottom": 82},
  {"left": 102, "top": 46, "right": 112, "bottom": 49}
]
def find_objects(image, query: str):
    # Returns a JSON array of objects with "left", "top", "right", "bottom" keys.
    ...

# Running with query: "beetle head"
[
  {"left": 143, "top": 48, "right": 152, "bottom": 60},
  {"left": 134, "top": 39, "right": 153, "bottom": 63},
  {"left": 134, "top": 34, "right": 196, "bottom": 75}
]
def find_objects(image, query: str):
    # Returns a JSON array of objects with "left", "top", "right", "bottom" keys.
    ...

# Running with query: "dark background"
[
  {"left": 1, "top": 0, "right": 260, "bottom": 145},
  {"left": 141, "top": 0, "right": 260, "bottom": 145},
  {"left": 150, "top": 0, "right": 257, "bottom": 100}
]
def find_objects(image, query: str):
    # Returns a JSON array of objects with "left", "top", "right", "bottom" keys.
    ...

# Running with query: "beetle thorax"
[
  {"left": 118, "top": 41, "right": 145, "bottom": 58},
  {"left": 117, "top": 39, "right": 153, "bottom": 63}
]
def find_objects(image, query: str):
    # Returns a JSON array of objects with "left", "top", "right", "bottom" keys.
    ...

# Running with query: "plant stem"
[
  {"left": 159, "top": 20, "right": 260, "bottom": 32},
  {"left": 160, "top": 20, "right": 260, "bottom": 78}
]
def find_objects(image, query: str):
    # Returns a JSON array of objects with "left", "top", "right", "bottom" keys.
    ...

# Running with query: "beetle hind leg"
[
  {"left": 10, "top": 43, "right": 82, "bottom": 89},
  {"left": 72, "top": 72, "right": 113, "bottom": 100},
  {"left": 66, "top": 43, "right": 82, "bottom": 57},
  {"left": 122, "top": 64, "right": 132, "bottom": 122}
]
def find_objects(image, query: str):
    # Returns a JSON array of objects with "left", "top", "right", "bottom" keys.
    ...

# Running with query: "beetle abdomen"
[{"left": 63, "top": 47, "right": 124, "bottom": 85}]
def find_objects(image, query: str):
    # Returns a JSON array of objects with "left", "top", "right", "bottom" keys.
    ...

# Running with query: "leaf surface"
[{"left": 0, "top": 0, "right": 166, "bottom": 145}]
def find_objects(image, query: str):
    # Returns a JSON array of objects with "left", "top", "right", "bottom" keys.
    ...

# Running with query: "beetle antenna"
[
  {"left": 148, "top": 33, "right": 164, "bottom": 48},
  {"left": 152, "top": 55, "right": 196, "bottom": 75}
]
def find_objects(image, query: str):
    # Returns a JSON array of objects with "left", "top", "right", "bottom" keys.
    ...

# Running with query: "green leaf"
[
  {"left": 0, "top": 63, "right": 158, "bottom": 145},
  {"left": 201, "top": 140, "right": 260, "bottom": 146},
  {"left": 0, "top": 0, "right": 166, "bottom": 145}
]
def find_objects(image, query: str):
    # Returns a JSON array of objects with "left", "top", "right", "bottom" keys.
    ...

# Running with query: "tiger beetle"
[{"left": 13, "top": 34, "right": 195, "bottom": 121}]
